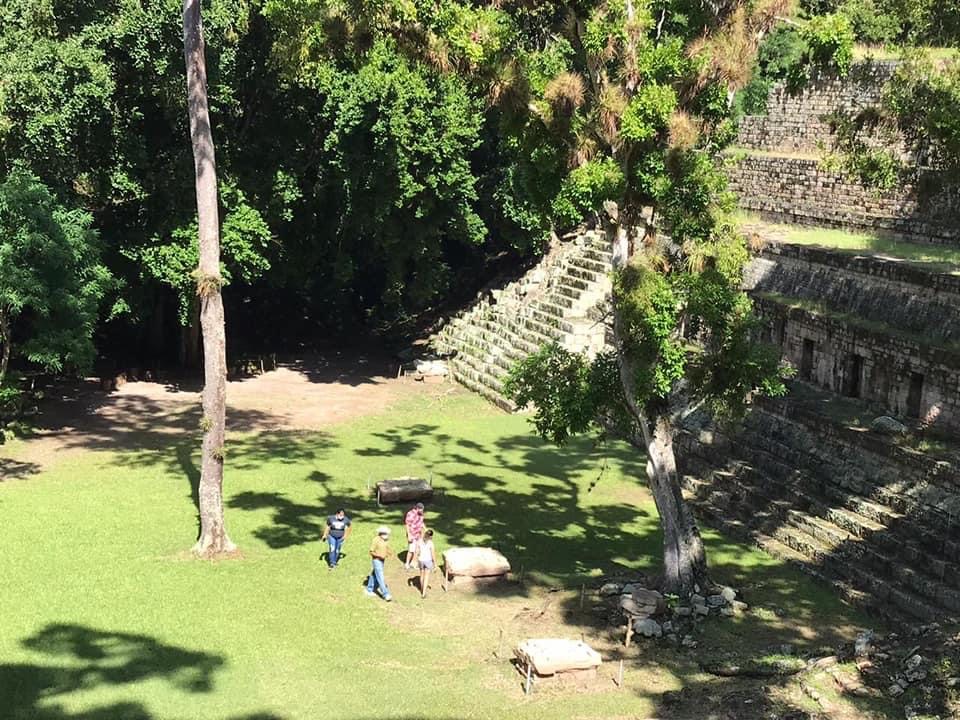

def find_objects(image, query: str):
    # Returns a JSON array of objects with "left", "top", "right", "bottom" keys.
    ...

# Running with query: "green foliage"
[
  {"left": 504, "top": 344, "right": 598, "bottom": 445},
  {"left": 803, "top": 13, "right": 855, "bottom": 75},
  {"left": 312, "top": 40, "right": 485, "bottom": 328},
  {"left": 685, "top": 269, "right": 790, "bottom": 419},
  {"left": 0, "top": 166, "right": 113, "bottom": 378},
  {"left": 884, "top": 53, "right": 960, "bottom": 178},
  {"left": 614, "top": 264, "right": 686, "bottom": 402},
  {"left": 838, "top": 0, "right": 901, "bottom": 45},
  {"left": 804, "top": 0, "right": 960, "bottom": 44},
  {"left": 552, "top": 158, "right": 626, "bottom": 229},
  {"left": 132, "top": 183, "right": 272, "bottom": 324},
  {"left": 621, "top": 83, "right": 678, "bottom": 144},
  {"left": 784, "top": 13, "right": 855, "bottom": 89},
  {"left": 736, "top": 26, "right": 808, "bottom": 116}
]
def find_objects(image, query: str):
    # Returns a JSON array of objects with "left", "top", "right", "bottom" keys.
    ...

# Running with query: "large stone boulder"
[
  {"left": 443, "top": 547, "right": 511, "bottom": 578},
  {"left": 870, "top": 416, "right": 908, "bottom": 436}
]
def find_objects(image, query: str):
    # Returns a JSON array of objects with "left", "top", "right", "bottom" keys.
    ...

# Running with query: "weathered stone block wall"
[
  {"left": 737, "top": 61, "right": 900, "bottom": 154},
  {"left": 727, "top": 155, "right": 960, "bottom": 244},
  {"left": 755, "top": 296, "right": 960, "bottom": 430},
  {"left": 744, "top": 244, "right": 960, "bottom": 343}
]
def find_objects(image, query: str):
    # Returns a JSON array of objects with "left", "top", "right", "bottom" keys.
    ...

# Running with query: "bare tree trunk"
[
  {"left": 183, "top": 0, "right": 235, "bottom": 556},
  {"left": 610, "top": 224, "right": 710, "bottom": 597},
  {"left": 0, "top": 308, "right": 11, "bottom": 387}
]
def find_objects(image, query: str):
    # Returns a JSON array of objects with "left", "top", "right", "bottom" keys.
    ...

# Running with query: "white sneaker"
[{"left": 364, "top": 589, "right": 375, "bottom": 597}]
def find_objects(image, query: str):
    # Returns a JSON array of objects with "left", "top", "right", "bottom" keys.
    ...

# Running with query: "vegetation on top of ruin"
[{"left": 737, "top": 212, "right": 960, "bottom": 273}]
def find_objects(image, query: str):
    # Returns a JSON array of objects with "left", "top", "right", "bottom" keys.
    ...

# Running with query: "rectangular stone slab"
[
  {"left": 376, "top": 477, "right": 433, "bottom": 504},
  {"left": 443, "top": 547, "right": 511, "bottom": 577},
  {"left": 515, "top": 639, "right": 602, "bottom": 676}
]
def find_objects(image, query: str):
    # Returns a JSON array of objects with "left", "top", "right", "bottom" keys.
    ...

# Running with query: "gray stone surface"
[
  {"left": 635, "top": 619, "right": 663, "bottom": 638},
  {"left": 870, "top": 416, "right": 908, "bottom": 435},
  {"left": 727, "top": 155, "right": 960, "bottom": 245},
  {"left": 737, "top": 61, "right": 901, "bottom": 155}
]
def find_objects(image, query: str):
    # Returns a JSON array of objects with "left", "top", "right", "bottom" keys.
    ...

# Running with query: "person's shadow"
[{"left": 320, "top": 550, "right": 348, "bottom": 566}]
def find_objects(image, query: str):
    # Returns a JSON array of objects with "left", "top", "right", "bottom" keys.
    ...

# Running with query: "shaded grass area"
[
  {"left": 737, "top": 211, "right": 960, "bottom": 273},
  {"left": 0, "top": 392, "right": 891, "bottom": 719}
]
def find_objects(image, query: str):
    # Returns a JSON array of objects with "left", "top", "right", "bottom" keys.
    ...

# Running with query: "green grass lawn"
[
  {"left": 737, "top": 211, "right": 960, "bottom": 273},
  {"left": 0, "top": 391, "right": 887, "bottom": 719}
]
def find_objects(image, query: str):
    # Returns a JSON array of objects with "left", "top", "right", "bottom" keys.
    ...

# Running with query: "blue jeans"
[
  {"left": 327, "top": 535, "right": 344, "bottom": 567},
  {"left": 366, "top": 558, "right": 391, "bottom": 599}
]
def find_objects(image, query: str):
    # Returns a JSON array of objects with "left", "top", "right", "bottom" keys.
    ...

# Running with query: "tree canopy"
[
  {"left": 0, "top": 166, "right": 113, "bottom": 386},
  {"left": 0, "top": 0, "right": 953, "bottom": 375}
]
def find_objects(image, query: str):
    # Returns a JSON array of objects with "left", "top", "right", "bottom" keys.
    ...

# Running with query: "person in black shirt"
[{"left": 321, "top": 509, "right": 352, "bottom": 569}]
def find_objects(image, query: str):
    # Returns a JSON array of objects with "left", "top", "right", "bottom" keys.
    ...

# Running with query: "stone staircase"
[
  {"left": 432, "top": 229, "right": 614, "bottom": 410},
  {"left": 678, "top": 396, "right": 960, "bottom": 623}
]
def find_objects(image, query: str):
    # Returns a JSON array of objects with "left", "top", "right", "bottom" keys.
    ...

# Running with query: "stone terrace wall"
[
  {"left": 737, "top": 61, "right": 900, "bottom": 154},
  {"left": 727, "top": 155, "right": 960, "bottom": 244},
  {"left": 744, "top": 244, "right": 960, "bottom": 343},
  {"left": 755, "top": 296, "right": 960, "bottom": 430}
]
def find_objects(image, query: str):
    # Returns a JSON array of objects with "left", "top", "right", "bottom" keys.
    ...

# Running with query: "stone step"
[
  {"left": 497, "top": 315, "right": 561, "bottom": 344},
  {"left": 692, "top": 452, "right": 960, "bottom": 592},
  {"left": 449, "top": 366, "right": 513, "bottom": 412},
  {"left": 452, "top": 325, "right": 534, "bottom": 363},
  {"left": 472, "top": 321, "right": 546, "bottom": 356},
  {"left": 558, "top": 276, "right": 590, "bottom": 292},
  {"left": 529, "top": 300, "right": 567, "bottom": 319},
  {"left": 582, "top": 247, "right": 613, "bottom": 264},
  {"left": 726, "top": 431, "right": 960, "bottom": 559},
  {"left": 565, "top": 266, "right": 604, "bottom": 284},
  {"left": 687, "top": 488, "right": 944, "bottom": 623},
  {"left": 566, "top": 257, "right": 610, "bottom": 275},
  {"left": 692, "top": 462, "right": 960, "bottom": 615}
]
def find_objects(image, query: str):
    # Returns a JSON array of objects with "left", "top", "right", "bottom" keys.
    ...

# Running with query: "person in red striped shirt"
[{"left": 404, "top": 502, "right": 425, "bottom": 570}]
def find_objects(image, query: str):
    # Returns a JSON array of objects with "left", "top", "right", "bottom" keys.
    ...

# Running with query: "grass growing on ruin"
[
  {"left": 853, "top": 45, "right": 959, "bottom": 62},
  {"left": 0, "top": 391, "right": 885, "bottom": 719},
  {"left": 756, "top": 290, "right": 960, "bottom": 353},
  {"left": 737, "top": 212, "right": 960, "bottom": 273}
]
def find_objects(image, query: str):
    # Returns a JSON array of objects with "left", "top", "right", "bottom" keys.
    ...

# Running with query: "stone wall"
[
  {"left": 744, "top": 244, "right": 960, "bottom": 343},
  {"left": 727, "top": 154, "right": 960, "bottom": 244},
  {"left": 737, "top": 61, "right": 901, "bottom": 155},
  {"left": 755, "top": 296, "right": 960, "bottom": 430}
]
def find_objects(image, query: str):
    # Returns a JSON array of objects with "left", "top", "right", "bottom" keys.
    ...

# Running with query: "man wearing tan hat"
[{"left": 365, "top": 526, "right": 393, "bottom": 602}]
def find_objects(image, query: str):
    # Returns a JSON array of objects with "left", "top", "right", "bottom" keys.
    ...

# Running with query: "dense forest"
[{"left": 1, "top": 0, "right": 957, "bottom": 384}]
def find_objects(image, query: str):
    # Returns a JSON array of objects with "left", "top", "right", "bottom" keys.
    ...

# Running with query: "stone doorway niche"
[
  {"left": 844, "top": 353, "right": 864, "bottom": 398},
  {"left": 907, "top": 372, "right": 924, "bottom": 418},
  {"left": 800, "top": 338, "right": 815, "bottom": 381}
]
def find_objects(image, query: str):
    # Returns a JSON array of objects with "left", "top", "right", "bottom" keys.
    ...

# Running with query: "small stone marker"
[
  {"left": 375, "top": 476, "right": 433, "bottom": 504},
  {"left": 514, "top": 638, "right": 602, "bottom": 694}
]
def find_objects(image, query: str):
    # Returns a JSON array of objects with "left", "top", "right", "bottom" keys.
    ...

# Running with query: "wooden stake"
[
  {"left": 617, "top": 659, "right": 624, "bottom": 688},
  {"left": 579, "top": 583, "right": 585, "bottom": 611},
  {"left": 625, "top": 617, "right": 634, "bottom": 648},
  {"left": 495, "top": 628, "right": 504, "bottom": 658},
  {"left": 524, "top": 662, "right": 533, "bottom": 696}
]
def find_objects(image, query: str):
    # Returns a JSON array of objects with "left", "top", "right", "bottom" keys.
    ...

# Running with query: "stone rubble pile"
[{"left": 595, "top": 577, "right": 749, "bottom": 650}]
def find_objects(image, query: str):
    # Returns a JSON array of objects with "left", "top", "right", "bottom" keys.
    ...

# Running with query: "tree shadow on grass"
[
  {"left": 349, "top": 424, "right": 654, "bottom": 597},
  {"left": 228, "top": 469, "right": 373, "bottom": 549},
  {"left": 0, "top": 457, "right": 42, "bottom": 480},
  {"left": 0, "top": 623, "right": 284, "bottom": 720}
]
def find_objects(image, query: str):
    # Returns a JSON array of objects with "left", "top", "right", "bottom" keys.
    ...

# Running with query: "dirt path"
[{"left": 1, "top": 356, "right": 464, "bottom": 477}]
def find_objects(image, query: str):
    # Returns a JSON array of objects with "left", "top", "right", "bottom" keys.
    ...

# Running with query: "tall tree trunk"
[
  {"left": 610, "top": 223, "right": 710, "bottom": 596},
  {"left": 183, "top": 0, "right": 235, "bottom": 556},
  {"left": 0, "top": 308, "right": 11, "bottom": 387}
]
